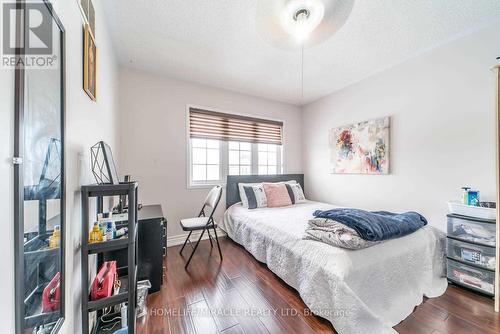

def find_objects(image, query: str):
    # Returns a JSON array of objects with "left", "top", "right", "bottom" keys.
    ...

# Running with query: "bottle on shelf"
[
  {"left": 105, "top": 221, "right": 115, "bottom": 241},
  {"left": 89, "top": 222, "right": 103, "bottom": 243},
  {"left": 98, "top": 212, "right": 114, "bottom": 241},
  {"left": 461, "top": 187, "right": 471, "bottom": 205},
  {"left": 120, "top": 303, "right": 128, "bottom": 328},
  {"left": 97, "top": 213, "right": 106, "bottom": 241},
  {"left": 48, "top": 225, "right": 60, "bottom": 248}
]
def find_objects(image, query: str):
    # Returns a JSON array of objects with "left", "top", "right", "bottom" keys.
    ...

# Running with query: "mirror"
[{"left": 14, "top": 1, "right": 65, "bottom": 333}]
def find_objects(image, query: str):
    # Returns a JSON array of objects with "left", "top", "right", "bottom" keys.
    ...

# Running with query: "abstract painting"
[{"left": 329, "top": 117, "right": 390, "bottom": 174}]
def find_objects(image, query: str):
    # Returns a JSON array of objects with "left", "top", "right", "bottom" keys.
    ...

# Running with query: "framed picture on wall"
[
  {"left": 88, "top": 0, "right": 96, "bottom": 35},
  {"left": 83, "top": 24, "right": 97, "bottom": 101},
  {"left": 329, "top": 116, "right": 390, "bottom": 174},
  {"left": 77, "top": 0, "right": 96, "bottom": 37},
  {"left": 78, "top": 0, "right": 89, "bottom": 20}
]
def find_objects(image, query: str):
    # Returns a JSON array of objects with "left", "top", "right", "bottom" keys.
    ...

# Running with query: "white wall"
[
  {"left": 118, "top": 68, "right": 302, "bottom": 239},
  {"left": 0, "top": 0, "right": 120, "bottom": 332},
  {"left": 302, "top": 21, "right": 500, "bottom": 231}
]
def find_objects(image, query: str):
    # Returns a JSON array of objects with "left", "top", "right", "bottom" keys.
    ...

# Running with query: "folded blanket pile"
[
  {"left": 313, "top": 208, "right": 428, "bottom": 242},
  {"left": 305, "top": 218, "right": 379, "bottom": 250}
]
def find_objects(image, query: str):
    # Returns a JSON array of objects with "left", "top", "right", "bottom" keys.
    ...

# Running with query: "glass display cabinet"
[{"left": 13, "top": 1, "right": 66, "bottom": 333}]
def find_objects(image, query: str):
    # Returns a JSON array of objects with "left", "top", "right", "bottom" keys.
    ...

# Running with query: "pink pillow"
[{"left": 263, "top": 183, "right": 292, "bottom": 208}]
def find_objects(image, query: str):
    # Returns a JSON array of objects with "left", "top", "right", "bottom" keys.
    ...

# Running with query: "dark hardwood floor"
[{"left": 137, "top": 237, "right": 500, "bottom": 334}]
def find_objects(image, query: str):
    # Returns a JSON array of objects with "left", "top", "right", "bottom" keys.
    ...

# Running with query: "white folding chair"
[{"left": 179, "top": 185, "right": 223, "bottom": 269}]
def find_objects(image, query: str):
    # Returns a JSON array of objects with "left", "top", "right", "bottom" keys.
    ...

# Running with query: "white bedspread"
[{"left": 222, "top": 201, "right": 447, "bottom": 334}]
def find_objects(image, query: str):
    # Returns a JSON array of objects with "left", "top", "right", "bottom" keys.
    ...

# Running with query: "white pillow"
[
  {"left": 289, "top": 183, "right": 306, "bottom": 203},
  {"left": 238, "top": 180, "right": 297, "bottom": 208},
  {"left": 238, "top": 182, "right": 261, "bottom": 208},
  {"left": 243, "top": 184, "right": 268, "bottom": 209}
]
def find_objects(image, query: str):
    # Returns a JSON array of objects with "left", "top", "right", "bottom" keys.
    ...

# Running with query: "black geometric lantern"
[{"left": 90, "top": 141, "right": 120, "bottom": 185}]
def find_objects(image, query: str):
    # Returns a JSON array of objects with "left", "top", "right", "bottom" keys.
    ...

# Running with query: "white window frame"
[
  {"left": 257, "top": 143, "right": 282, "bottom": 175},
  {"left": 189, "top": 138, "right": 223, "bottom": 187},
  {"left": 228, "top": 141, "right": 253, "bottom": 176},
  {"left": 186, "top": 104, "right": 285, "bottom": 189}
]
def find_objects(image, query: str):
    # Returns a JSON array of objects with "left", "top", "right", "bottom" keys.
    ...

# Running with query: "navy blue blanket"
[{"left": 313, "top": 208, "right": 427, "bottom": 242}]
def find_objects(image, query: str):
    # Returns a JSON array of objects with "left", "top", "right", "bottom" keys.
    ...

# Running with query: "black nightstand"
[{"left": 102, "top": 204, "right": 167, "bottom": 294}]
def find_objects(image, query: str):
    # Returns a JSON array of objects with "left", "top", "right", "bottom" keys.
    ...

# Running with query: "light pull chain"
[{"left": 301, "top": 44, "right": 304, "bottom": 103}]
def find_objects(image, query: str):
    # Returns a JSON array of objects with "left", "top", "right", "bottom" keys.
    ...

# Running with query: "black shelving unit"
[{"left": 81, "top": 183, "right": 138, "bottom": 334}]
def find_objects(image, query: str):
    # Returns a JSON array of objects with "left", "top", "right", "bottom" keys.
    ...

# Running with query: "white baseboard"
[{"left": 167, "top": 228, "right": 227, "bottom": 247}]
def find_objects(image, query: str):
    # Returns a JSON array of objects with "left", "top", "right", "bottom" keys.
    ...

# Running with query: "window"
[
  {"left": 228, "top": 141, "right": 252, "bottom": 175},
  {"left": 188, "top": 108, "right": 284, "bottom": 187},
  {"left": 191, "top": 138, "right": 220, "bottom": 182},
  {"left": 258, "top": 143, "right": 278, "bottom": 175}
]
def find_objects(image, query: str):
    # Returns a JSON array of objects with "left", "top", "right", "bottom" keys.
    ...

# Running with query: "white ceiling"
[{"left": 102, "top": 0, "right": 500, "bottom": 105}]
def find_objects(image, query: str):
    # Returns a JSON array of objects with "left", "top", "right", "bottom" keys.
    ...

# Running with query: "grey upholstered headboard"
[{"left": 226, "top": 174, "right": 304, "bottom": 208}]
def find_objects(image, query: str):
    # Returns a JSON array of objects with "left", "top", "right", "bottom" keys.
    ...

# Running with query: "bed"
[{"left": 222, "top": 174, "right": 448, "bottom": 334}]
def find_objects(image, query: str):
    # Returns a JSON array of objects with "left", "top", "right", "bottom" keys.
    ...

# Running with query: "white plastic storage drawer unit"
[
  {"left": 446, "top": 213, "right": 496, "bottom": 296},
  {"left": 446, "top": 238, "right": 495, "bottom": 271},
  {"left": 447, "top": 214, "right": 496, "bottom": 247},
  {"left": 447, "top": 258, "right": 495, "bottom": 296}
]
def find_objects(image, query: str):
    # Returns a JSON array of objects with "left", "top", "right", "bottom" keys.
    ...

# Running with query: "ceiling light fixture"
[
  {"left": 280, "top": 0, "right": 325, "bottom": 43},
  {"left": 257, "top": 0, "right": 354, "bottom": 49},
  {"left": 257, "top": 0, "right": 354, "bottom": 103},
  {"left": 279, "top": 0, "right": 326, "bottom": 103},
  {"left": 293, "top": 8, "right": 310, "bottom": 42}
]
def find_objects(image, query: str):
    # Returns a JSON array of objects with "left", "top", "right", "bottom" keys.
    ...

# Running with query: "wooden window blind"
[{"left": 189, "top": 108, "right": 283, "bottom": 145}]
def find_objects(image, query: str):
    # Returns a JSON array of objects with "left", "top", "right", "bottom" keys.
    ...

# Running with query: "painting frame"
[
  {"left": 77, "top": 0, "right": 96, "bottom": 37},
  {"left": 88, "top": 0, "right": 95, "bottom": 36},
  {"left": 83, "top": 24, "right": 97, "bottom": 101},
  {"left": 77, "top": 0, "right": 89, "bottom": 22},
  {"left": 329, "top": 116, "right": 390, "bottom": 175}
]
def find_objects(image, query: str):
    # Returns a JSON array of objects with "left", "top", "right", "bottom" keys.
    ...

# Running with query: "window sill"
[{"left": 187, "top": 182, "right": 226, "bottom": 190}]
